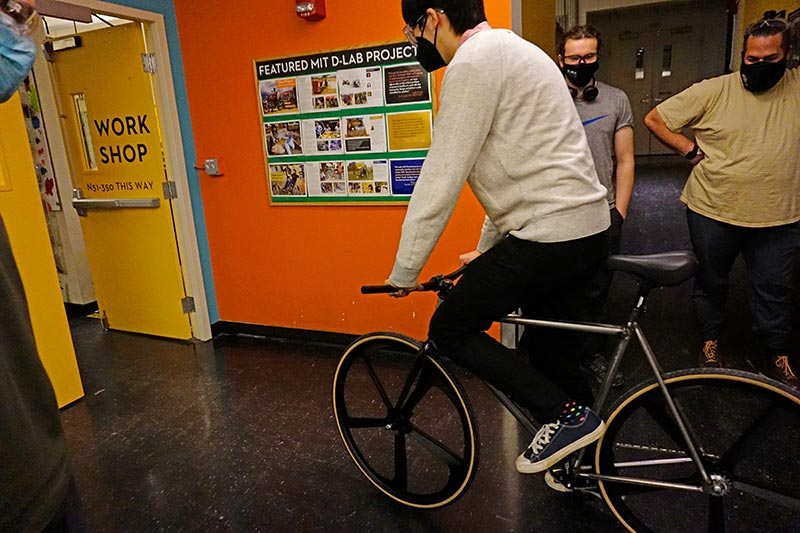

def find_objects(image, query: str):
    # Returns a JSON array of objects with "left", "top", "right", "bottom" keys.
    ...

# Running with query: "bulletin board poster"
[{"left": 255, "top": 42, "right": 434, "bottom": 204}]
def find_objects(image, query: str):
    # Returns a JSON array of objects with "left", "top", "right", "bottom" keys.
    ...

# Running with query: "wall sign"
[{"left": 254, "top": 42, "right": 433, "bottom": 204}]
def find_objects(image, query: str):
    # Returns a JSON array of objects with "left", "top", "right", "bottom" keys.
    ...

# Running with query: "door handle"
[{"left": 72, "top": 188, "right": 160, "bottom": 217}]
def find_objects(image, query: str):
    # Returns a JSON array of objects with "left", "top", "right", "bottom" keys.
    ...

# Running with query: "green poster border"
[{"left": 254, "top": 42, "right": 433, "bottom": 206}]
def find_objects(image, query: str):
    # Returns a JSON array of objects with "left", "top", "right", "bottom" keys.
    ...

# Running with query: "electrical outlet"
[{"left": 204, "top": 159, "right": 221, "bottom": 176}]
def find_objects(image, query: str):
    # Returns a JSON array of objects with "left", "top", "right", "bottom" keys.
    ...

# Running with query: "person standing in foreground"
[
  {"left": 1, "top": 1, "right": 87, "bottom": 529},
  {"left": 558, "top": 24, "right": 634, "bottom": 388},
  {"left": 645, "top": 18, "right": 800, "bottom": 388},
  {"left": 387, "top": 0, "right": 611, "bottom": 474}
]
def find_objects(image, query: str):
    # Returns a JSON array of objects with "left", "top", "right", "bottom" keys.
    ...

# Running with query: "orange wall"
[{"left": 175, "top": 1, "right": 512, "bottom": 338}]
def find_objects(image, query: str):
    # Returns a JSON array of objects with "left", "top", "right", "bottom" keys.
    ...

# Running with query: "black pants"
[
  {"left": 428, "top": 231, "right": 608, "bottom": 423},
  {"left": 687, "top": 209, "right": 800, "bottom": 355},
  {"left": 581, "top": 207, "right": 625, "bottom": 357}
]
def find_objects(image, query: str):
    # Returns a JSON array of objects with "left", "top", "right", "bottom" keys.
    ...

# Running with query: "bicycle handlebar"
[{"left": 361, "top": 265, "right": 468, "bottom": 295}]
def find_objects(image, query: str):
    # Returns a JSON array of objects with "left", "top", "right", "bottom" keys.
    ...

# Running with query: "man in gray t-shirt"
[
  {"left": 574, "top": 84, "right": 634, "bottom": 213},
  {"left": 558, "top": 25, "right": 635, "bottom": 386}
]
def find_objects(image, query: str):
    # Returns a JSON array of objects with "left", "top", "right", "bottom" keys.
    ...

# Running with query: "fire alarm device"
[{"left": 295, "top": 0, "right": 326, "bottom": 21}]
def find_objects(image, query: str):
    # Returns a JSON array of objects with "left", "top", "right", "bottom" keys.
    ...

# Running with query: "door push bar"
[{"left": 72, "top": 188, "right": 160, "bottom": 217}]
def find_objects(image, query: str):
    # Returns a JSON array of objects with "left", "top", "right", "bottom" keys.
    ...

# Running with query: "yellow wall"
[
  {"left": 736, "top": 1, "right": 797, "bottom": 68},
  {"left": 523, "top": 0, "right": 557, "bottom": 58},
  {"left": 742, "top": 0, "right": 797, "bottom": 23},
  {"left": 0, "top": 94, "right": 83, "bottom": 408}
]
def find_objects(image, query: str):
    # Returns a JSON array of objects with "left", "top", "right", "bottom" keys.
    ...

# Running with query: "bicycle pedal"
[{"left": 545, "top": 466, "right": 601, "bottom": 498}]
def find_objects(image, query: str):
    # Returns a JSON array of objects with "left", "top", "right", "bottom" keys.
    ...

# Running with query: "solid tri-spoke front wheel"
[
  {"left": 596, "top": 369, "right": 800, "bottom": 532},
  {"left": 332, "top": 332, "right": 478, "bottom": 508}
]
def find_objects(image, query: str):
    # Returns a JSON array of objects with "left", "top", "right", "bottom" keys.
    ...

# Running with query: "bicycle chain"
[{"left": 615, "top": 441, "right": 720, "bottom": 459}]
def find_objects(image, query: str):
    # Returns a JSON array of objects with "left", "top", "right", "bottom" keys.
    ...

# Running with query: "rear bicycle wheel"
[
  {"left": 596, "top": 368, "right": 800, "bottom": 532},
  {"left": 332, "top": 332, "right": 479, "bottom": 508}
]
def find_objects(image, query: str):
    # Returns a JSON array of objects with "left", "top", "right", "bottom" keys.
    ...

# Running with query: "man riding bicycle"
[{"left": 386, "top": 0, "right": 610, "bottom": 473}]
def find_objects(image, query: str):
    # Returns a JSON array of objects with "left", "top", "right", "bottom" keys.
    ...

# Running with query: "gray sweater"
[{"left": 390, "top": 29, "right": 609, "bottom": 287}]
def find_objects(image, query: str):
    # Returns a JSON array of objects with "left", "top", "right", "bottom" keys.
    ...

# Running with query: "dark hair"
[
  {"left": 743, "top": 17, "right": 792, "bottom": 56},
  {"left": 558, "top": 25, "right": 602, "bottom": 57},
  {"left": 401, "top": 0, "right": 486, "bottom": 35}
]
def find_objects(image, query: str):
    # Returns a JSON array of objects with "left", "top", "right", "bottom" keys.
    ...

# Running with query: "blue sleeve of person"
[{"left": 0, "top": 21, "right": 36, "bottom": 103}]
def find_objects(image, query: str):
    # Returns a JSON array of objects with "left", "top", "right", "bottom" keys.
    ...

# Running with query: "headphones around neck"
[{"left": 569, "top": 79, "right": 599, "bottom": 101}]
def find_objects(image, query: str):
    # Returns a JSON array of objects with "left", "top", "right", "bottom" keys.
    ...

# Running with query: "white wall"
[{"left": 31, "top": 25, "right": 96, "bottom": 305}]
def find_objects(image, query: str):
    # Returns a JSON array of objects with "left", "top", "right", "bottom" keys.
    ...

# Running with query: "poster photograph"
[
  {"left": 255, "top": 42, "right": 433, "bottom": 204},
  {"left": 302, "top": 118, "right": 344, "bottom": 155},
  {"left": 260, "top": 78, "right": 299, "bottom": 115},
  {"left": 384, "top": 63, "right": 431, "bottom": 105},
  {"left": 344, "top": 115, "right": 387, "bottom": 153},
  {"left": 310, "top": 73, "right": 339, "bottom": 111},
  {"left": 346, "top": 160, "right": 390, "bottom": 195},
  {"left": 265, "top": 121, "right": 303, "bottom": 157},
  {"left": 338, "top": 67, "right": 384, "bottom": 108},
  {"left": 306, "top": 162, "right": 347, "bottom": 196},
  {"left": 269, "top": 163, "right": 307, "bottom": 196}
]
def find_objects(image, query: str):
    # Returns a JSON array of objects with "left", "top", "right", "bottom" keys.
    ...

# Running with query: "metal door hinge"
[
  {"left": 142, "top": 53, "right": 157, "bottom": 73},
  {"left": 162, "top": 181, "right": 178, "bottom": 199},
  {"left": 181, "top": 296, "right": 195, "bottom": 314}
]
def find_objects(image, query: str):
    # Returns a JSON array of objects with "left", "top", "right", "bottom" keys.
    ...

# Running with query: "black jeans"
[
  {"left": 428, "top": 231, "right": 608, "bottom": 423},
  {"left": 582, "top": 207, "right": 625, "bottom": 357},
  {"left": 686, "top": 209, "right": 800, "bottom": 355}
]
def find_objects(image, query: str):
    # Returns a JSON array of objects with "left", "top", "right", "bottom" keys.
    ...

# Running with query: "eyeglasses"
[
  {"left": 402, "top": 8, "right": 444, "bottom": 46},
  {"left": 562, "top": 53, "right": 598, "bottom": 64}
]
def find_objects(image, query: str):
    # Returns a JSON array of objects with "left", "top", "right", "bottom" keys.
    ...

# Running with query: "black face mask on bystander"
[
  {"left": 562, "top": 62, "right": 599, "bottom": 88},
  {"left": 740, "top": 58, "right": 786, "bottom": 92}
]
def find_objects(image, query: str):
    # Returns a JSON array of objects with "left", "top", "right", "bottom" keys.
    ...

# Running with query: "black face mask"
[
  {"left": 416, "top": 27, "right": 446, "bottom": 72},
  {"left": 740, "top": 58, "right": 786, "bottom": 93},
  {"left": 562, "top": 62, "right": 599, "bottom": 87}
]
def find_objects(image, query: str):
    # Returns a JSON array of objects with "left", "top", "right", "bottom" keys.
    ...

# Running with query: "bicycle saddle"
[{"left": 606, "top": 251, "right": 698, "bottom": 287}]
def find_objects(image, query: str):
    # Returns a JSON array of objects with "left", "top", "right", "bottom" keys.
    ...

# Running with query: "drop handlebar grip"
[{"left": 360, "top": 284, "right": 398, "bottom": 294}]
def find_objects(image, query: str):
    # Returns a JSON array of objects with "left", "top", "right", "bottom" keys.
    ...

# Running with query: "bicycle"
[{"left": 332, "top": 251, "right": 800, "bottom": 532}]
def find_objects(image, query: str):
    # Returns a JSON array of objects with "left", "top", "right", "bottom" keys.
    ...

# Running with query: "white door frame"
[{"left": 54, "top": 0, "right": 212, "bottom": 341}]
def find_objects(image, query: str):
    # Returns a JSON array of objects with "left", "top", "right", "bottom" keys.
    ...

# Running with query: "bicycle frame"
[{"left": 491, "top": 283, "right": 713, "bottom": 492}]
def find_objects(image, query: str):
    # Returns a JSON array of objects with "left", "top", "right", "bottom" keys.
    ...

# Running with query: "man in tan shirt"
[{"left": 645, "top": 18, "right": 799, "bottom": 388}]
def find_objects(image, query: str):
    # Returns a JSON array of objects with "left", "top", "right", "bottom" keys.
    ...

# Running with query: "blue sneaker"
[{"left": 515, "top": 408, "right": 605, "bottom": 474}]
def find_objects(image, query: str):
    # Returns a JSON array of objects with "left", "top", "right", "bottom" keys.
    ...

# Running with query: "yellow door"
[{"left": 51, "top": 22, "right": 191, "bottom": 339}]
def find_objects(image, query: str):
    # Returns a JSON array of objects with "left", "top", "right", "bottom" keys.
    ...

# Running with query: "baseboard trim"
[{"left": 211, "top": 321, "right": 357, "bottom": 347}]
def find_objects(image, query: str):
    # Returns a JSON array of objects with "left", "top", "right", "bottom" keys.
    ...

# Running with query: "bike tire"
[
  {"left": 595, "top": 368, "right": 800, "bottom": 532},
  {"left": 332, "top": 332, "right": 479, "bottom": 508}
]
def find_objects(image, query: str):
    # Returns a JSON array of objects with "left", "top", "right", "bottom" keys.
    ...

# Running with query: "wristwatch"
[{"left": 684, "top": 142, "right": 700, "bottom": 160}]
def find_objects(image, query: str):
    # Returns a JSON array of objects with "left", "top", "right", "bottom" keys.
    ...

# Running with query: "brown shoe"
[
  {"left": 700, "top": 340, "right": 723, "bottom": 368},
  {"left": 766, "top": 355, "right": 800, "bottom": 390}
]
